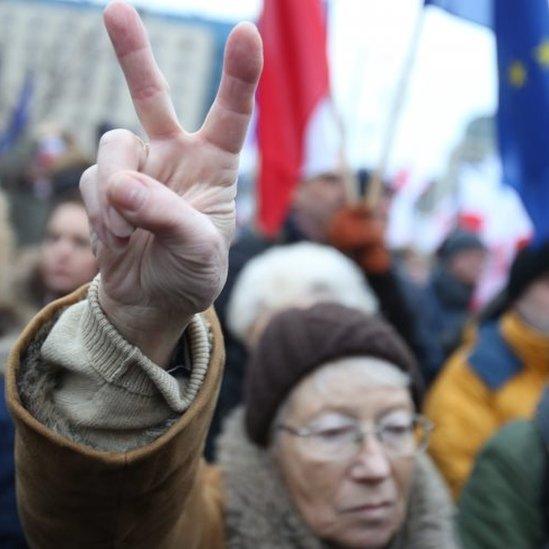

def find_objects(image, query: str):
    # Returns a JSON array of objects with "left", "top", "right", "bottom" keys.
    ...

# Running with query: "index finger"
[{"left": 103, "top": 1, "right": 182, "bottom": 139}]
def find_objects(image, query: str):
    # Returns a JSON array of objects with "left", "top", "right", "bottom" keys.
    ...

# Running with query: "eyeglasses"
[{"left": 276, "top": 414, "right": 433, "bottom": 460}]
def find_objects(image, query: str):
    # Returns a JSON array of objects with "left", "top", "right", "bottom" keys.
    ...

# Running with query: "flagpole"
[{"left": 366, "top": 6, "right": 426, "bottom": 208}]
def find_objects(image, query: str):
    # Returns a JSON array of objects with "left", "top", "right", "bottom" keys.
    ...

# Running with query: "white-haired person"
[{"left": 227, "top": 242, "right": 379, "bottom": 347}]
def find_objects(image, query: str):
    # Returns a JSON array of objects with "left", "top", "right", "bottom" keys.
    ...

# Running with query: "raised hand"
[{"left": 79, "top": 1, "right": 263, "bottom": 364}]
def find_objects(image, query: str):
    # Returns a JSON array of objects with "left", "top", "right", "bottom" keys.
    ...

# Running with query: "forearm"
[
  {"left": 18, "top": 278, "right": 211, "bottom": 452},
  {"left": 5, "top": 287, "right": 225, "bottom": 547}
]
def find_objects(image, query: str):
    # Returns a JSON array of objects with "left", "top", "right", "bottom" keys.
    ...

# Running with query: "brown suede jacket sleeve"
[{"left": 5, "top": 286, "right": 227, "bottom": 549}]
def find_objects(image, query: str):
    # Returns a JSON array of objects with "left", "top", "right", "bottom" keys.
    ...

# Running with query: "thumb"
[{"left": 107, "top": 170, "right": 202, "bottom": 238}]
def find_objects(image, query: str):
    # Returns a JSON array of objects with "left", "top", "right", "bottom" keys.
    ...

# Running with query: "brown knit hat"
[{"left": 244, "top": 302, "right": 424, "bottom": 447}]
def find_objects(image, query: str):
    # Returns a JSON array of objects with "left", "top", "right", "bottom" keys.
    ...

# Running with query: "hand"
[
  {"left": 79, "top": 1, "right": 263, "bottom": 364},
  {"left": 328, "top": 204, "right": 391, "bottom": 274}
]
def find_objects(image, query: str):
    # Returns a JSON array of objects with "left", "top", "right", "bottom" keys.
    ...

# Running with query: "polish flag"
[{"left": 257, "top": 0, "right": 340, "bottom": 237}]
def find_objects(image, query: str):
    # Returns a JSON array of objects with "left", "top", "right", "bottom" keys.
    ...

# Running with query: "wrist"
[{"left": 97, "top": 281, "right": 191, "bottom": 367}]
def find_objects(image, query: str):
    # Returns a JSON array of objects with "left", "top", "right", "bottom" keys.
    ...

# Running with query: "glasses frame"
[{"left": 276, "top": 413, "right": 434, "bottom": 459}]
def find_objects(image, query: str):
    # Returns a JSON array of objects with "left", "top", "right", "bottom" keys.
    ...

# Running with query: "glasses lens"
[
  {"left": 379, "top": 421, "right": 415, "bottom": 456},
  {"left": 295, "top": 416, "right": 433, "bottom": 459},
  {"left": 302, "top": 426, "right": 358, "bottom": 458}
]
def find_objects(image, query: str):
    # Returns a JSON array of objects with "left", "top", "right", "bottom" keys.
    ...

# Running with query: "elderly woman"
[
  {"left": 221, "top": 304, "right": 455, "bottom": 547},
  {"left": 5, "top": 4, "right": 456, "bottom": 547}
]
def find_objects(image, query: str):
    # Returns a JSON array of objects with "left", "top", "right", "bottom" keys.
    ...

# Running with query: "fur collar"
[{"left": 217, "top": 408, "right": 459, "bottom": 549}]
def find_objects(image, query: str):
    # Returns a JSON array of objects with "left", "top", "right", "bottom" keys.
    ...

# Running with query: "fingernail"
[{"left": 111, "top": 176, "right": 148, "bottom": 210}]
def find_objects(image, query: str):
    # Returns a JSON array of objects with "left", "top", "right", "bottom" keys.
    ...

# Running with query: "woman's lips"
[{"left": 340, "top": 502, "right": 394, "bottom": 519}]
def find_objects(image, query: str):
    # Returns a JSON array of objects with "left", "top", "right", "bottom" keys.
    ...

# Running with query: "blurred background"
[{"left": 0, "top": 0, "right": 543, "bottom": 305}]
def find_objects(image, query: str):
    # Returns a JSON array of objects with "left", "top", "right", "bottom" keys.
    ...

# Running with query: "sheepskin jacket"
[{"left": 5, "top": 286, "right": 458, "bottom": 548}]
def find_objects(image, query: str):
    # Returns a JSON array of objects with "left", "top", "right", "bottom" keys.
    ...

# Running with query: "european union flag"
[
  {"left": 496, "top": 1, "right": 549, "bottom": 244},
  {"left": 424, "top": 0, "right": 491, "bottom": 27},
  {"left": 0, "top": 72, "right": 33, "bottom": 157},
  {"left": 425, "top": 0, "right": 549, "bottom": 244}
]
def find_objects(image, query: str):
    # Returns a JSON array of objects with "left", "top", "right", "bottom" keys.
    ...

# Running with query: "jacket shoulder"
[
  {"left": 467, "top": 321, "right": 522, "bottom": 390},
  {"left": 458, "top": 421, "right": 546, "bottom": 548},
  {"left": 483, "top": 420, "right": 542, "bottom": 464}
]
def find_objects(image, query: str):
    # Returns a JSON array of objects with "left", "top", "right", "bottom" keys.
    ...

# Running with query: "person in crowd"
[
  {"left": 205, "top": 241, "right": 379, "bottom": 458},
  {"left": 5, "top": 4, "right": 457, "bottom": 546},
  {"left": 415, "top": 228, "right": 487, "bottom": 382},
  {"left": 0, "top": 189, "right": 27, "bottom": 548},
  {"left": 458, "top": 387, "right": 549, "bottom": 548},
  {"left": 227, "top": 242, "right": 379, "bottom": 348},
  {"left": 13, "top": 189, "right": 98, "bottom": 318},
  {"left": 425, "top": 241, "right": 549, "bottom": 499}
]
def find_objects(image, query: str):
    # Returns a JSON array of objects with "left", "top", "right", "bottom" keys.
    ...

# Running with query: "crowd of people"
[{"left": 1, "top": 3, "right": 548, "bottom": 548}]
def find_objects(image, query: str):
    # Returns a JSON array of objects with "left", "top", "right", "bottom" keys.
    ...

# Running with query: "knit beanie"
[
  {"left": 437, "top": 229, "right": 485, "bottom": 263},
  {"left": 244, "top": 303, "right": 424, "bottom": 447}
]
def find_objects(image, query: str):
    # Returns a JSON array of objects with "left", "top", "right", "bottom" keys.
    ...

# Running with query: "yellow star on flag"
[
  {"left": 508, "top": 61, "right": 527, "bottom": 88},
  {"left": 535, "top": 39, "right": 549, "bottom": 68}
]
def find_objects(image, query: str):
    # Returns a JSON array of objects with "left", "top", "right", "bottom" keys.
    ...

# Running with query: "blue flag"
[
  {"left": 496, "top": 1, "right": 549, "bottom": 244},
  {"left": 0, "top": 72, "right": 34, "bottom": 156},
  {"left": 424, "top": 0, "right": 491, "bottom": 27},
  {"left": 425, "top": 1, "right": 549, "bottom": 244}
]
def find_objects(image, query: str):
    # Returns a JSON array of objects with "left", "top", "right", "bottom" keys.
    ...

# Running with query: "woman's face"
[
  {"left": 40, "top": 203, "right": 97, "bottom": 296},
  {"left": 274, "top": 358, "right": 415, "bottom": 549}
]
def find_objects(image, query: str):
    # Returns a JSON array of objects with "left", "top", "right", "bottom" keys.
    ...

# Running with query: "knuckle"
[
  {"left": 132, "top": 80, "right": 168, "bottom": 102},
  {"left": 99, "top": 128, "right": 138, "bottom": 149}
]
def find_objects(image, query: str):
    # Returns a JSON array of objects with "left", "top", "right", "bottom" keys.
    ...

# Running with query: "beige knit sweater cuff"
[{"left": 39, "top": 277, "right": 211, "bottom": 448}]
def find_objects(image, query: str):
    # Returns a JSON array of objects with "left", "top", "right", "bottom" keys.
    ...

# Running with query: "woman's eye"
[
  {"left": 316, "top": 426, "right": 354, "bottom": 440},
  {"left": 383, "top": 424, "right": 411, "bottom": 437}
]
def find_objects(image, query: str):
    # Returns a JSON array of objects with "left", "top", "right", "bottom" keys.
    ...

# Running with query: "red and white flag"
[{"left": 257, "top": 0, "right": 340, "bottom": 236}]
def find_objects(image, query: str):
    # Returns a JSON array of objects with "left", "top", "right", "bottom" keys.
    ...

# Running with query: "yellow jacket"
[{"left": 425, "top": 311, "right": 549, "bottom": 499}]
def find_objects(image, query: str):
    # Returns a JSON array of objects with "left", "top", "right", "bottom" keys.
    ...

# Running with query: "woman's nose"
[{"left": 349, "top": 433, "right": 391, "bottom": 481}]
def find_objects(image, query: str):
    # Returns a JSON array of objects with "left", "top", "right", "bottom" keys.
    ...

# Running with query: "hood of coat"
[{"left": 217, "top": 407, "right": 458, "bottom": 549}]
